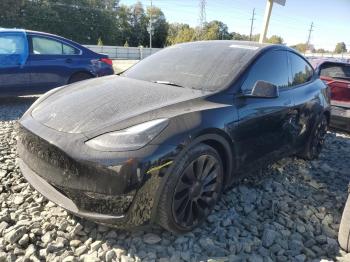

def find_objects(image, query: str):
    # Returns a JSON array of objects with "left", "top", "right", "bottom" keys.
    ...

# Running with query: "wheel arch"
[
  {"left": 68, "top": 71, "right": 95, "bottom": 84},
  {"left": 186, "top": 129, "right": 236, "bottom": 188}
]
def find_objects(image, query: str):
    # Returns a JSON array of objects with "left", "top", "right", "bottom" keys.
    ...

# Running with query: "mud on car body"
[{"left": 18, "top": 41, "right": 330, "bottom": 233}]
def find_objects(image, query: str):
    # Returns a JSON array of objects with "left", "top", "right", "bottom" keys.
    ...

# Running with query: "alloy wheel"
[
  {"left": 311, "top": 117, "right": 328, "bottom": 156},
  {"left": 172, "top": 154, "right": 222, "bottom": 229}
]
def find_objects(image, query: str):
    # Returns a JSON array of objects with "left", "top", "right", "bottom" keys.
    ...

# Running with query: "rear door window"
[
  {"left": 31, "top": 36, "right": 79, "bottom": 55},
  {"left": 288, "top": 52, "right": 314, "bottom": 86}
]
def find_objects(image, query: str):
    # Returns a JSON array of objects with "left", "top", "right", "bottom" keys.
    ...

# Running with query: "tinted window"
[
  {"left": 32, "top": 36, "right": 79, "bottom": 55},
  {"left": 320, "top": 63, "right": 350, "bottom": 80},
  {"left": 289, "top": 52, "right": 313, "bottom": 86},
  {"left": 241, "top": 50, "right": 289, "bottom": 92}
]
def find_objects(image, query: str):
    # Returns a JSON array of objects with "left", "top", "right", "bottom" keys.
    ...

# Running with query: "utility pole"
[
  {"left": 259, "top": 0, "right": 286, "bottom": 43},
  {"left": 249, "top": 8, "right": 256, "bottom": 41},
  {"left": 149, "top": 0, "right": 153, "bottom": 48},
  {"left": 306, "top": 22, "right": 314, "bottom": 51},
  {"left": 198, "top": 0, "right": 207, "bottom": 39}
]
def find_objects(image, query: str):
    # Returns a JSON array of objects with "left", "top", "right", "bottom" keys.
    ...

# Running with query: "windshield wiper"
[{"left": 152, "top": 80, "right": 184, "bottom": 88}]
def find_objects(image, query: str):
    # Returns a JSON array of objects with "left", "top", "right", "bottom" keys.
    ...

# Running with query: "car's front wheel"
[{"left": 157, "top": 144, "right": 223, "bottom": 234}]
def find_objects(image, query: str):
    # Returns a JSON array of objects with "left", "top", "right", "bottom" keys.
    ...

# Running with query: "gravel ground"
[{"left": 0, "top": 98, "right": 350, "bottom": 262}]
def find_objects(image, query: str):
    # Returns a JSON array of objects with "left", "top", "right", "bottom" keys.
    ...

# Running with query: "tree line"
[{"left": 0, "top": 0, "right": 347, "bottom": 53}]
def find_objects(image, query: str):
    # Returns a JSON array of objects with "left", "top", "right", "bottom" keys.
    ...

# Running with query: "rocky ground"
[{"left": 0, "top": 97, "right": 350, "bottom": 262}]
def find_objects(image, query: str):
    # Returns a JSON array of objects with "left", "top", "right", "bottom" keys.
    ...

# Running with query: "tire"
[
  {"left": 156, "top": 143, "right": 224, "bottom": 234},
  {"left": 299, "top": 114, "right": 328, "bottom": 160},
  {"left": 68, "top": 72, "right": 92, "bottom": 84},
  {"left": 339, "top": 193, "right": 350, "bottom": 252}
]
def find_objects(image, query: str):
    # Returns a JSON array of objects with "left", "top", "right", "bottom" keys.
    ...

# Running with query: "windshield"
[{"left": 123, "top": 41, "right": 259, "bottom": 92}]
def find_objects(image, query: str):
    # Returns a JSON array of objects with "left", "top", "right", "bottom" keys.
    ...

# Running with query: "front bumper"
[
  {"left": 18, "top": 159, "right": 126, "bottom": 225},
  {"left": 17, "top": 122, "right": 177, "bottom": 228},
  {"left": 330, "top": 105, "right": 350, "bottom": 132}
]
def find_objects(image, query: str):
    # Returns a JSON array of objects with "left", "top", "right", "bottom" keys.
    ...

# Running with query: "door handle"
[{"left": 65, "top": 58, "right": 73, "bottom": 63}]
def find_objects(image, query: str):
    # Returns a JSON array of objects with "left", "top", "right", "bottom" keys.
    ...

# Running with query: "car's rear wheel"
[
  {"left": 300, "top": 114, "right": 328, "bottom": 160},
  {"left": 68, "top": 72, "right": 93, "bottom": 84},
  {"left": 157, "top": 144, "right": 223, "bottom": 234},
  {"left": 339, "top": 193, "right": 350, "bottom": 252}
]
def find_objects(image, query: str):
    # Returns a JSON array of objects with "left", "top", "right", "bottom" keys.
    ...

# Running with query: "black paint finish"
[{"left": 17, "top": 41, "right": 330, "bottom": 229}]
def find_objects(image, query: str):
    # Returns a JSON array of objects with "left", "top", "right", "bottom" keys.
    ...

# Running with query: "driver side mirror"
[
  {"left": 242, "top": 80, "right": 279, "bottom": 98},
  {"left": 250, "top": 80, "right": 279, "bottom": 98}
]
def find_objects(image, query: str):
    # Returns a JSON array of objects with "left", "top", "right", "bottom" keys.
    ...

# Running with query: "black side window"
[
  {"left": 320, "top": 63, "right": 350, "bottom": 80},
  {"left": 241, "top": 50, "right": 289, "bottom": 93},
  {"left": 289, "top": 52, "right": 313, "bottom": 86}
]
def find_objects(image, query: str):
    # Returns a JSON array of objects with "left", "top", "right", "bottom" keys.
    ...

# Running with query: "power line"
[{"left": 249, "top": 8, "right": 255, "bottom": 41}]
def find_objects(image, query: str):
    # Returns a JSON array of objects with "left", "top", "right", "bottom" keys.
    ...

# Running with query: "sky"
[{"left": 119, "top": 0, "right": 350, "bottom": 51}]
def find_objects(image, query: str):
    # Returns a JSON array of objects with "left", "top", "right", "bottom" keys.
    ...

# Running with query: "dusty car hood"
[{"left": 31, "top": 75, "right": 210, "bottom": 134}]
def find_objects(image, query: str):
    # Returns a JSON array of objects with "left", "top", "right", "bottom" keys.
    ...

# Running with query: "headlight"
[{"left": 85, "top": 119, "right": 169, "bottom": 151}]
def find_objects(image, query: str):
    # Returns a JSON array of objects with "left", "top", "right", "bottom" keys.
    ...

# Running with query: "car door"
[
  {"left": 26, "top": 34, "right": 81, "bottom": 93},
  {"left": 0, "top": 31, "right": 30, "bottom": 95},
  {"left": 234, "top": 50, "right": 296, "bottom": 169},
  {"left": 287, "top": 51, "right": 326, "bottom": 149}
]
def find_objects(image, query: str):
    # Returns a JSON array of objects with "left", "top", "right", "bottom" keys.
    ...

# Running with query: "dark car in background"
[
  {"left": 311, "top": 59, "right": 350, "bottom": 131},
  {"left": 18, "top": 41, "right": 330, "bottom": 233},
  {"left": 0, "top": 29, "right": 114, "bottom": 96}
]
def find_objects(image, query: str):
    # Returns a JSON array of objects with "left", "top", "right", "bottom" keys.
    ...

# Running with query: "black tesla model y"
[{"left": 18, "top": 41, "right": 330, "bottom": 233}]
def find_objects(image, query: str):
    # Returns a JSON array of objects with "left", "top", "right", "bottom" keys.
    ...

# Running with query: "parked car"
[
  {"left": 0, "top": 28, "right": 114, "bottom": 96},
  {"left": 311, "top": 59, "right": 350, "bottom": 131},
  {"left": 17, "top": 41, "right": 330, "bottom": 233},
  {"left": 339, "top": 190, "right": 350, "bottom": 252}
]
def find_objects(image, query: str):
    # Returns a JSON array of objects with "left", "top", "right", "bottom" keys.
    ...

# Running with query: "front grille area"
[
  {"left": 18, "top": 125, "right": 134, "bottom": 216},
  {"left": 53, "top": 185, "right": 135, "bottom": 216},
  {"left": 18, "top": 125, "right": 79, "bottom": 176}
]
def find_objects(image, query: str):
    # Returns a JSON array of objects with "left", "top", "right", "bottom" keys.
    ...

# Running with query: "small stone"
[
  {"left": 121, "top": 255, "right": 134, "bottom": 262},
  {"left": 105, "top": 250, "right": 116, "bottom": 262},
  {"left": 75, "top": 245, "right": 88, "bottom": 256},
  {"left": 90, "top": 240, "right": 102, "bottom": 251},
  {"left": 62, "top": 256, "right": 77, "bottom": 262},
  {"left": 0, "top": 221, "right": 8, "bottom": 236},
  {"left": 294, "top": 254, "right": 306, "bottom": 262},
  {"left": 41, "top": 231, "right": 53, "bottom": 244},
  {"left": 262, "top": 229, "right": 278, "bottom": 247},
  {"left": 18, "top": 234, "right": 29, "bottom": 246},
  {"left": 143, "top": 233, "right": 161, "bottom": 244},
  {"left": 4, "top": 226, "right": 27, "bottom": 244},
  {"left": 114, "top": 248, "right": 126, "bottom": 258},
  {"left": 0, "top": 252, "right": 6, "bottom": 262},
  {"left": 13, "top": 196, "right": 25, "bottom": 205},
  {"left": 25, "top": 244, "right": 36, "bottom": 257},
  {"left": 70, "top": 240, "right": 81, "bottom": 247},
  {"left": 71, "top": 223, "right": 84, "bottom": 235}
]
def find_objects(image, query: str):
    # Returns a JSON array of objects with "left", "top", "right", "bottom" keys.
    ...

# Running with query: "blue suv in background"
[{"left": 0, "top": 29, "right": 114, "bottom": 96}]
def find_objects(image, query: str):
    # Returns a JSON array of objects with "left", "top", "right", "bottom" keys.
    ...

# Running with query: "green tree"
[
  {"left": 290, "top": 43, "right": 308, "bottom": 53},
  {"left": 202, "top": 20, "right": 230, "bottom": 40},
  {"left": 335, "top": 42, "right": 347, "bottom": 54},
  {"left": 166, "top": 23, "right": 195, "bottom": 45},
  {"left": 266, "top": 35, "right": 283, "bottom": 44},
  {"left": 147, "top": 6, "right": 168, "bottom": 47},
  {"left": 231, "top": 32, "right": 250, "bottom": 41}
]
